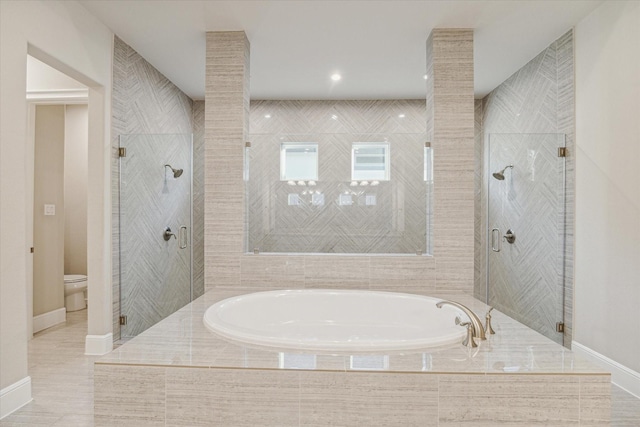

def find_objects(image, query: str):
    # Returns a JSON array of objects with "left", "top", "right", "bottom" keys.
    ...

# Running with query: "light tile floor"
[{"left": 1, "top": 310, "right": 639, "bottom": 426}]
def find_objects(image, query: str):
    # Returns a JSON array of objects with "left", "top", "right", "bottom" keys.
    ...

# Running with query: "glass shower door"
[
  {"left": 119, "top": 134, "right": 192, "bottom": 338},
  {"left": 487, "top": 133, "right": 566, "bottom": 344}
]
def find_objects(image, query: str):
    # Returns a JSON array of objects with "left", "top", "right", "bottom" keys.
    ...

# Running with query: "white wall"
[
  {"left": 27, "top": 56, "right": 87, "bottom": 93},
  {"left": 574, "top": 1, "right": 640, "bottom": 374},
  {"left": 0, "top": 0, "right": 112, "bottom": 411}
]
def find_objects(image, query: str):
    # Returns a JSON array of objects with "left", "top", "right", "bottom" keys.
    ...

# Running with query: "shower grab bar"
[
  {"left": 179, "top": 225, "right": 188, "bottom": 249},
  {"left": 491, "top": 228, "right": 501, "bottom": 252}
]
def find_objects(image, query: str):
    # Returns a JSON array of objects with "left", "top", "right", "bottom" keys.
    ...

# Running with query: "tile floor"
[{"left": 1, "top": 309, "right": 639, "bottom": 426}]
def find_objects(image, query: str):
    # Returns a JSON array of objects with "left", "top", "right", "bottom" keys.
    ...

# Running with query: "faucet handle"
[
  {"left": 460, "top": 322, "right": 477, "bottom": 348},
  {"left": 485, "top": 307, "right": 496, "bottom": 335}
]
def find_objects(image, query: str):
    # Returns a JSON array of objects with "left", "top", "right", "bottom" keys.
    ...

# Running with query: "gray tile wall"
[
  {"left": 474, "top": 30, "right": 575, "bottom": 345},
  {"left": 118, "top": 134, "right": 192, "bottom": 337},
  {"left": 192, "top": 101, "right": 205, "bottom": 299},
  {"left": 248, "top": 100, "right": 427, "bottom": 254},
  {"left": 204, "top": 30, "right": 475, "bottom": 295},
  {"left": 111, "top": 36, "right": 202, "bottom": 339}
]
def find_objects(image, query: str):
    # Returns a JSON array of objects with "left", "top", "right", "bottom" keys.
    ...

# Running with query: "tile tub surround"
[{"left": 94, "top": 289, "right": 610, "bottom": 426}]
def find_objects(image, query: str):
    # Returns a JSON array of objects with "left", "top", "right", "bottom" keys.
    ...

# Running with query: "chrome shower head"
[
  {"left": 492, "top": 164, "right": 513, "bottom": 181},
  {"left": 164, "top": 164, "right": 183, "bottom": 178}
]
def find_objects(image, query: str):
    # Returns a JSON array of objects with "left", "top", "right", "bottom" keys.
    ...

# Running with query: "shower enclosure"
[
  {"left": 119, "top": 134, "right": 193, "bottom": 338},
  {"left": 487, "top": 133, "right": 566, "bottom": 345}
]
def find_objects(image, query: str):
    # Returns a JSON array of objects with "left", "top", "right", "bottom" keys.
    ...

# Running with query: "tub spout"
[{"left": 436, "top": 300, "right": 486, "bottom": 341}]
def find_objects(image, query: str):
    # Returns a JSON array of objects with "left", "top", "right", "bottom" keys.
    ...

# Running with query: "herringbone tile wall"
[
  {"left": 248, "top": 100, "right": 428, "bottom": 254},
  {"left": 119, "top": 134, "right": 192, "bottom": 337},
  {"left": 475, "top": 30, "right": 575, "bottom": 345},
  {"left": 112, "top": 36, "right": 200, "bottom": 339}
]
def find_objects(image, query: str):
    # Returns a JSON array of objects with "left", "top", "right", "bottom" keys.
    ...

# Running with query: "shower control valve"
[
  {"left": 163, "top": 227, "right": 177, "bottom": 241},
  {"left": 503, "top": 229, "right": 516, "bottom": 244}
]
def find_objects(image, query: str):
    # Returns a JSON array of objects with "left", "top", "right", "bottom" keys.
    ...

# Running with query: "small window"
[
  {"left": 352, "top": 143, "right": 390, "bottom": 181},
  {"left": 280, "top": 143, "right": 318, "bottom": 181}
]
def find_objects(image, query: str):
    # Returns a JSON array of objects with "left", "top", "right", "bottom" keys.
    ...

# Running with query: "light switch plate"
[{"left": 44, "top": 204, "right": 56, "bottom": 216}]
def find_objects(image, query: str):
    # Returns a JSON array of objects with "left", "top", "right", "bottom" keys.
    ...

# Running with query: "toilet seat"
[{"left": 64, "top": 274, "right": 87, "bottom": 284}]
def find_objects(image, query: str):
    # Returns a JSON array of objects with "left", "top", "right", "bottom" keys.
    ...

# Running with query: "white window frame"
[
  {"left": 351, "top": 142, "right": 390, "bottom": 181},
  {"left": 280, "top": 142, "right": 318, "bottom": 181}
]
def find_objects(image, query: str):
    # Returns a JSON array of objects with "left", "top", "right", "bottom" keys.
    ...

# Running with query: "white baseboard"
[
  {"left": 572, "top": 341, "right": 640, "bottom": 398},
  {"left": 85, "top": 332, "right": 113, "bottom": 356},
  {"left": 32, "top": 307, "right": 66, "bottom": 334},
  {"left": 0, "top": 376, "right": 32, "bottom": 420}
]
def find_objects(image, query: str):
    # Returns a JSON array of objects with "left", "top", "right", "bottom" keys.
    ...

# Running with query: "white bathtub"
[{"left": 203, "top": 290, "right": 467, "bottom": 352}]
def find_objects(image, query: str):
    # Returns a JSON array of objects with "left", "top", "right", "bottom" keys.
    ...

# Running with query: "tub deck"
[{"left": 94, "top": 289, "right": 610, "bottom": 426}]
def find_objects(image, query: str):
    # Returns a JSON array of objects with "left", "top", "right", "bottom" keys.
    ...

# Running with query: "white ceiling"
[{"left": 79, "top": 0, "right": 603, "bottom": 101}]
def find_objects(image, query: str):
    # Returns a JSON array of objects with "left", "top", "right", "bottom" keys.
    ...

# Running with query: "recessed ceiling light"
[
  {"left": 423, "top": 74, "right": 428, "bottom": 80},
  {"left": 331, "top": 73, "right": 342, "bottom": 81},
  {"left": 331, "top": 114, "right": 338, "bottom": 120},
  {"left": 398, "top": 114, "right": 405, "bottom": 118},
  {"left": 264, "top": 114, "right": 271, "bottom": 119}
]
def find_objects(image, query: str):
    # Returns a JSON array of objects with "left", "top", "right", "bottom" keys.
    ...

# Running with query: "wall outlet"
[{"left": 44, "top": 204, "right": 56, "bottom": 216}]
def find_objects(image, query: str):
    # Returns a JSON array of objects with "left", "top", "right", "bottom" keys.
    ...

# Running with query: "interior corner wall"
[
  {"left": 1, "top": 0, "right": 112, "bottom": 399},
  {"left": 110, "top": 36, "right": 197, "bottom": 340},
  {"left": 574, "top": 1, "right": 640, "bottom": 373},
  {"left": 474, "top": 30, "right": 575, "bottom": 346}
]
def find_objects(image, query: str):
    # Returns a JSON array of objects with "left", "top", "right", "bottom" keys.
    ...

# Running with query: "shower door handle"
[
  {"left": 491, "top": 228, "right": 501, "bottom": 252},
  {"left": 179, "top": 225, "right": 188, "bottom": 249}
]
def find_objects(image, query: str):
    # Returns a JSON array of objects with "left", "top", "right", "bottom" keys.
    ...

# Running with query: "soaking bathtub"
[
  {"left": 97, "top": 289, "right": 611, "bottom": 425},
  {"left": 203, "top": 289, "right": 466, "bottom": 351}
]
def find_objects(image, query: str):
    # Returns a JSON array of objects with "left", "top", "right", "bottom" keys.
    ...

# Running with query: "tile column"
[
  {"left": 204, "top": 32, "right": 250, "bottom": 290},
  {"left": 426, "top": 29, "right": 475, "bottom": 292}
]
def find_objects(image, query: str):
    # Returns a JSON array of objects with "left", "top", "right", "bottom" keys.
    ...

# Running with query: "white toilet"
[{"left": 64, "top": 274, "right": 88, "bottom": 312}]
